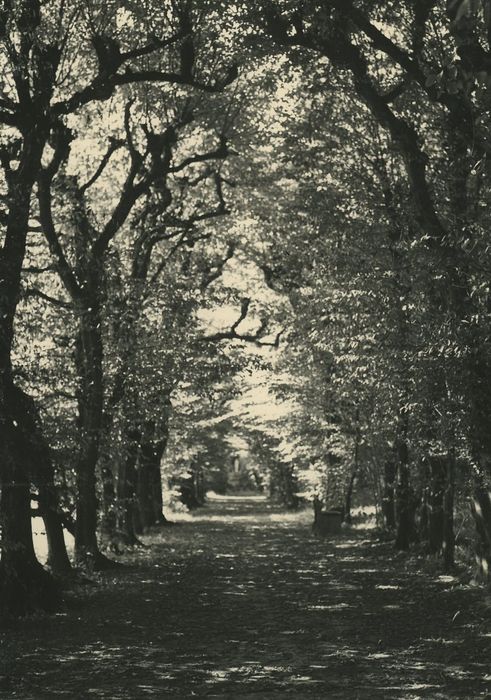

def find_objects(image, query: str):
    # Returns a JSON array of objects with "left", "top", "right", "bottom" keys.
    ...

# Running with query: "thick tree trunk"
[
  {"left": 36, "top": 460, "right": 72, "bottom": 575},
  {"left": 73, "top": 299, "right": 116, "bottom": 570},
  {"left": 0, "top": 454, "right": 60, "bottom": 618},
  {"left": 136, "top": 417, "right": 169, "bottom": 527},
  {"left": 136, "top": 437, "right": 170, "bottom": 529},
  {"left": 0, "top": 131, "right": 61, "bottom": 615},
  {"left": 0, "top": 387, "right": 60, "bottom": 616},
  {"left": 5, "top": 385, "right": 72, "bottom": 575},
  {"left": 75, "top": 453, "right": 101, "bottom": 566},
  {"left": 23, "top": 390, "right": 72, "bottom": 575},
  {"left": 41, "top": 502, "right": 72, "bottom": 575}
]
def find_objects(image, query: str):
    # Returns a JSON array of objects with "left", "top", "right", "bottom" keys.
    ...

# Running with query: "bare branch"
[
  {"left": 79, "top": 137, "right": 124, "bottom": 194},
  {"left": 38, "top": 172, "right": 82, "bottom": 300},
  {"left": 169, "top": 134, "right": 232, "bottom": 173},
  {"left": 121, "top": 31, "right": 185, "bottom": 62},
  {"left": 23, "top": 287, "right": 72, "bottom": 309},
  {"left": 22, "top": 264, "right": 56, "bottom": 274},
  {"left": 200, "top": 297, "right": 282, "bottom": 347}
]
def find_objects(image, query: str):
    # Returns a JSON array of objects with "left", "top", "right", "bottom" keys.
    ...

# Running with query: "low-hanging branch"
[{"left": 200, "top": 297, "right": 283, "bottom": 347}]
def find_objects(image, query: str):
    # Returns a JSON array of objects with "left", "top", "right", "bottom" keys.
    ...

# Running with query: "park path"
[{"left": 1, "top": 496, "right": 490, "bottom": 699}]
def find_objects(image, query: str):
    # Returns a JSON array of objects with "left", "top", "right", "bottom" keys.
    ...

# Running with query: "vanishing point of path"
[{"left": 1, "top": 497, "right": 491, "bottom": 699}]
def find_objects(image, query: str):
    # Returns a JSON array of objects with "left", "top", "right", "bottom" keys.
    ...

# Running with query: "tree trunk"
[
  {"left": 41, "top": 502, "right": 72, "bottom": 575},
  {"left": 0, "top": 131, "right": 60, "bottom": 616},
  {"left": 344, "top": 470, "right": 356, "bottom": 525},
  {"left": 382, "top": 460, "right": 396, "bottom": 530},
  {"left": 471, "top": 483, "right": 491, "bottom": 582},
  {"left": 344, "top": 408, "right": 360, "bottom": 524},
  {"left": 312, "top": 494, "right": 323, "bottom": 532},
  {"left": 136, "top": 454, "right": 154, "bottom": 531},
  {"left": 114, "top": 426, "right": 142, "bottom": 547},
  {"left": 99, "top": 456, "right": 117, "bottom": 547},
  {"left": 150, "top": 439, "right": 169, "bottom": 525},
  {"left": 427, "top": 455, "right": 446, "bottom": 554},
  {"left": 394, "top": 415, "right": 416, "bottom": 550},
  {"left": 37, "top": 467, "right": 72, "bottom": 575},
  {"left": 467, "top": 350, "right": 491, "bottom": 582},
  {"left": 75, "top": 451, "right": 101, "bottom": 567},
  {"left": 0, "top": 450, "right": 60, "bottom": 618},
  {"left": 22, "top": 389, "right": 72, "bottom": 575},
  {"left": 73, "top": 299, "right": 116, "bottom": 570},
  {"left": 5, "top": 385, "right": 72, "bottom": 575},
  {"left": 136, "top": 437, "right": 162, "bottom": 530},
  {"left": 0, "top": 388, "right": 60, "bottom": 617},
  {"left": 442, "top": 454, "right": 455, "bottom": 570},
  {"left": 395, "top": 464, "right": 415, "bottom": 550},
  {"left": 136, "top": 417, "right": 169, "bottom": 527}
]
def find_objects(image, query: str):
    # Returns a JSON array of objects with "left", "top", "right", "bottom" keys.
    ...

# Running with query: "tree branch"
[
  {"left": 78, "top": 137, "right": 124, "bottom": 194},
  {"left": 52, "top": 65, "right": 238, "bottom": 116},
  {"left": 23, "top": 287, "right": 72, "bottom": 309},
  {"left": 37, "top": 172, "right": 83, "bottom": 300},
  {"left": 200, "top": 241, "right": 236, "bottom": 292},
  {"left": 169, "top": 135, "right": 232, "bottom": 173},
  {"left": 200, "top": 297, "right": 282, "bottom": 347}
]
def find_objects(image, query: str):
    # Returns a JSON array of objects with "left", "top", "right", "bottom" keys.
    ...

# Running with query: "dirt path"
[{"left": 1, "top": 497, "right": 490, "bottom": 699}]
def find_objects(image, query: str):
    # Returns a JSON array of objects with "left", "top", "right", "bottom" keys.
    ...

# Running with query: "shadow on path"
[{"left": 1, "top": 496, "right": 490, "bottom": 698}]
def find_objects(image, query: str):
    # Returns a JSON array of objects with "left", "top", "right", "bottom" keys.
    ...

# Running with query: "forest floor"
[{"left": 1, "top": 496, "right": 491, "bottom": 699}]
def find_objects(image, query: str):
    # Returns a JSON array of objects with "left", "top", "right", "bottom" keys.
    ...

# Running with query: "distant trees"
[{"left": 244, "top": 0, "right": 491, "bottom": 575}]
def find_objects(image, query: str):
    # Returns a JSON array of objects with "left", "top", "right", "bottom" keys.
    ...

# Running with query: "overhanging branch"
[{"left": 200, "top": 297, "right": 282, "bottom": 347}]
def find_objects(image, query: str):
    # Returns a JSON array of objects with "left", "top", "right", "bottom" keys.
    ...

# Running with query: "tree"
[{"left": 0, "top": 0, "right": 235, "bottom": 612}]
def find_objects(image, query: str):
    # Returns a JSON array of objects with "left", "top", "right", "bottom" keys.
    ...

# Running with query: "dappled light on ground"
[{"left": 2, "top": 497, "right": 490, "bottom": 698}]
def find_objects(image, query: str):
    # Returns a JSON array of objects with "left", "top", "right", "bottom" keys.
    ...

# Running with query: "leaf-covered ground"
[{"left": 1, "top": 496, "right": 490, "bottom": 699}]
